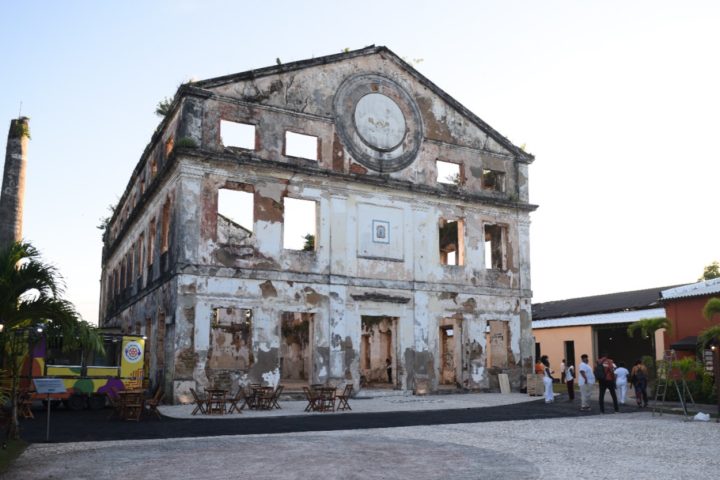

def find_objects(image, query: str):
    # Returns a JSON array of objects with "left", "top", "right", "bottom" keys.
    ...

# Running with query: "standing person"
[
  {"left": 541, "top": 355, "right": 554, "bottom": 403},
  {"left": 630, "top": 359, "right": 649, "bottom": 408},
  {"left": 565, "top": 363, "right": 575, "bottom": 401},
  {"left": 559, "top": 359, "right": 566, "bottom": 384},
  {"left": 577, "top": 354, "right": 594, "bottom": 411},
  {"left": 614, "top": 362, "right": 630, "bottom": 404},
  {"left": 596, "top": 354, "right": 619, "bottom": 413},
  {"left": 535, "top": 358, "right": 545, "bottom": 374},
  {"left": 386, "top": 358, "right": 392, "bottom": 384}
]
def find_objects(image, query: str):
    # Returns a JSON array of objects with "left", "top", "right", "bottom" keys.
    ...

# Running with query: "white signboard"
[{"left": 33, "top": 378, "right": 67, "bottom": 394}]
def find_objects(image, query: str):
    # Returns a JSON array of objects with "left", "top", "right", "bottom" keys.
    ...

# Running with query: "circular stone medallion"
[
  {"left": 334, "top": 74, "right": 422, "bottom": 172},
  {"left": 354, "top": 93, "right": 406, "bottom": 151}
]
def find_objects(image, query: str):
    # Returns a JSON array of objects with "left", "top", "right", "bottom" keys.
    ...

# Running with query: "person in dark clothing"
[
  {"left": 386, "top": 358, "right": 392, "bottom": 384},
  {"left": 597, "top": 355, "right": 619, "bottom": 413},
  {"left": 630, "top": 359, "right": 649, "bottom": 408}
]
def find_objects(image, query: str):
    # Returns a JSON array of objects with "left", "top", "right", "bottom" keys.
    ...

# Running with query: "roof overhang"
[
  {"left": 532, "top": 308, "right": 666, "bottom": 329},
  {"left": 661, "top": 278, "right": 720, "bottom": 301},
  {"left": 670, "top": 336, "right": 698, "bottom": 351}
]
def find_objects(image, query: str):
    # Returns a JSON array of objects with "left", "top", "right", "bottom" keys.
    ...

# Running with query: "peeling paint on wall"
[{"left": 99, "top": 47, "right": 535, "bottom": 403}]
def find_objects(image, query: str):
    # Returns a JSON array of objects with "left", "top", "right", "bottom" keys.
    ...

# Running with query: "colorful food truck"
[{"left": 22, "top": 334, "right": 145, "bottom": 410}]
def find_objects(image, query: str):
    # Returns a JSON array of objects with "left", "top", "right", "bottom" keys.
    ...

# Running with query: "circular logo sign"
[{"left": 123, "top": 341, "right": 143, "bottom": 363}]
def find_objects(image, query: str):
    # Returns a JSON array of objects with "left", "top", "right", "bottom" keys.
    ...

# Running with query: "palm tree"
[
  {"left": 700, "top": 298, "right": 720, "bottom": 353},
  {"left": 627, "top": 317, "right": 671, "bottom": 376},
  {"left": 0, "top": 241, "right": 102, "bottom": 439}
]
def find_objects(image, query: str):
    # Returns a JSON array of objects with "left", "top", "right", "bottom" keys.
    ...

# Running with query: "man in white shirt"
[{"left": 577, "top": 354, "right": 595, "bottom": 411}]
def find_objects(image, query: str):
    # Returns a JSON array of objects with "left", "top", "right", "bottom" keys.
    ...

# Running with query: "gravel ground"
[{"left": 7, "top": 412, "right": 719, "bottom": 479}]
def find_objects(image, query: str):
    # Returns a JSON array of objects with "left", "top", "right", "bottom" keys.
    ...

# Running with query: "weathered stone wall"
[{"left": 100, "top": 47, "right": 535, "bottom": 403}]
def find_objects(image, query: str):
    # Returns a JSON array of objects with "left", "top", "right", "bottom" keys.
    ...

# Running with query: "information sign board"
[{"left": 33, "top": 378, "right": 67, "bottom": 394}]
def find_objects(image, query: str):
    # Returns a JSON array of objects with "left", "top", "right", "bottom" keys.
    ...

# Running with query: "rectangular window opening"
[
  {"left": 209, "top": 307, "right": 253, "bottom": 370},
  {"left": 439, "top": 219, "right": 464, "bottom": 266},
  {"left": 482, "top": 169, "right": 505, "bottom": 192},
  {"left": 161, "top": 200, "right": 171, "bottom": 253},
  {"left": 150, "top": 157, "right": 158, "bottom": 178},
  {"left": 148, "top": 219, "right": 156, "bottom": 269},
  {"left": 285, "top": 131, "right": 319, "bottom": 161},
  {"left": 283, "top": 197, "right": 317, "bottom": 251},
  {"left": 280, "top": 312, "right": 314, "bottom": 382},
  {"left": 165, "top": 136, "right": 174, "bottom": 157},
  {"left": 437, "top": 160, "right": 461, "bottom": 185},
  {"left": 217, "top": 187, "right": 254, "bottom": 244},
  {"left": 220, "top": 120, "right": 256, "bottom": 150},
  {"left": 484, "top": 224, "right": 505, "bottom": 270}
]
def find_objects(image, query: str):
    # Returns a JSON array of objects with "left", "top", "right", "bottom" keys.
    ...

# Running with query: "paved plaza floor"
[
  {"left": 6, "top": 391, "right": 719, "bottom": 479},
  {"left": 7, "top": 411, "right": 719, "bottom": 479}
]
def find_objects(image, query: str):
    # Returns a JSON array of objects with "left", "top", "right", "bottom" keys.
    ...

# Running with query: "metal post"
[{"left": 46, "top": 393, "right": 51, "bottom": 442}]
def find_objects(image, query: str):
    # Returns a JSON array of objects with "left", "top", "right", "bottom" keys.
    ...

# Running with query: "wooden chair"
[
  {"left": 145, "top": 387, "right": 163, "bottom": 420},
  {"left": 226, "top": 388, "right": 246, "bottom": 414},
  {"left": 269, "top": 385, "right": 284, "bottom": 409},
  {"left": 190, "top": 388, "right": 207, "bottom": 415},
  {"left": 121, "top": 391, "right": 144, "bottom": 421},
  {"left": 318, "top": 387, "right": 336, "bottom": 412},
  {"left": 18, "top": 391, "right": 34, "bottom": 419},
  {"left": 303, "top": 386, "right": 318, "bottom": 412},
  {"left": 336, "top": 384, "right": 353, "bottom": 411},
  {"left": 106, "top": 388, "right": 123, "bottom": 420},
  {"left": 255, "top": 387, "right": 274, "bottom": 410}
]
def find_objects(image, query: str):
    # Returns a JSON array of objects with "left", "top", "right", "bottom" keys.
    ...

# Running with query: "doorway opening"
[
  {"left": 439, "top": 318, "right": 463, "bottom": 387},
  {"left": 564, "top": 340, "right": 576, "bottom": 369},
  {"left": 487, "top": 320, "right": 509, "bottom": 368},
  {"left": 360, "top": 316, "right": 397, "bottom": 388},
  {"left": 280, "top": 312, "right": 314, "bottom": 386}
]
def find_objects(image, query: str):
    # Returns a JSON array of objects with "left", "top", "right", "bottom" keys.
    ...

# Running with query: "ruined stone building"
[{"left": 98, "top": 46, "right": 536, "bottom": 402}]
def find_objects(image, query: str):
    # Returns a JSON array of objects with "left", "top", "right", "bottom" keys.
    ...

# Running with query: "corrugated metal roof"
[
  {"left": 532, "top": 308, "right": 666, "bottom": 329},
  {"left": 532, "top": 285, "right": 685, "bottom": 320},
  {"left": 660, "top": 277, "right": 720, "bottom": 300}
]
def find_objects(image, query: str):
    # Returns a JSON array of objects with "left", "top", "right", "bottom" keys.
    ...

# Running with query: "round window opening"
[{"left": 353, "top": 93, "right": 406, "bottom": 152}]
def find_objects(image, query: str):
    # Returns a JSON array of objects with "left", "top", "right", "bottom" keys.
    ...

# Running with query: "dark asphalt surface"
[{"left": 19, "top": 395, "right": 638, "bottom": 444}]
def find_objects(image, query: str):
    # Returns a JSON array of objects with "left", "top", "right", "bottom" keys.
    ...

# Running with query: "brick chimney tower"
[{"left": 0, "top": 117, "right": 30, "bottom": 251}]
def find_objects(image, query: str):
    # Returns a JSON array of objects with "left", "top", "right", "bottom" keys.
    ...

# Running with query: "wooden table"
[
  {"left": 316, "top": 387, "right": 337, "bottom": 412},
  {"left": 249, "top": 386, "right": 274, "bottom": 410},
  {"left": 206, "top": 389, "right": 228, "bottom": 415},
  {"left": 117, "top": 390, "right": 144, "bottom": 421}
]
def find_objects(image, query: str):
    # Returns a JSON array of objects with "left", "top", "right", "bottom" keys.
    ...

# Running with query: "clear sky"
[{"left": 2, "top": 1, "right": 719, "bottom": 323}]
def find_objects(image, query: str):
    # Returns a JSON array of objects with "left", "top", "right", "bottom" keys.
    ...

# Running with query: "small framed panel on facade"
[{"left": 372, "top": 220, "right": 390, "bottom": 244}]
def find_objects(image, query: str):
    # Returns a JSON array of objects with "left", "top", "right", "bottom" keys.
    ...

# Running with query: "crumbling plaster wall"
[
  {"left": 202, "top": 55, "right": 526, "bottom": 199},
  {"left": 171, "top": 273, "right": 338, "bottom": 402},
  {"left": 101, "top": 50, "right": 534, "bottom": 403},
  {"left": 165, "top": 153, "right": 531, "bottom": 400}
]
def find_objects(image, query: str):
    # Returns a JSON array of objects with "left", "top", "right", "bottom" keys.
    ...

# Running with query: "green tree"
[
  {"left": 699, "top": 261, "right": 720, "bottom": 281},
  {"left": 155, "top": 97, "right": 173, "bottom": 117},
  {"left": 627, "top": 317, "right": 671, "bottom": 375},
  {"left": 302, "top": 234, "right": 315, "bottom": 252},
  {"left": 0, "top": 242, "right": 103, "bottom": 439}
]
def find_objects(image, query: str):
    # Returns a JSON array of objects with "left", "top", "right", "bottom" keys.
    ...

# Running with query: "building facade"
[
  {"left": 661, "top": 279, "right": 720, "bottom": 365},
  {"left": 532, "top": 286, "right": 680, "bottom": 371},
  {"left": 98, "top": 46, "right": 536, "bottom": 402}
]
